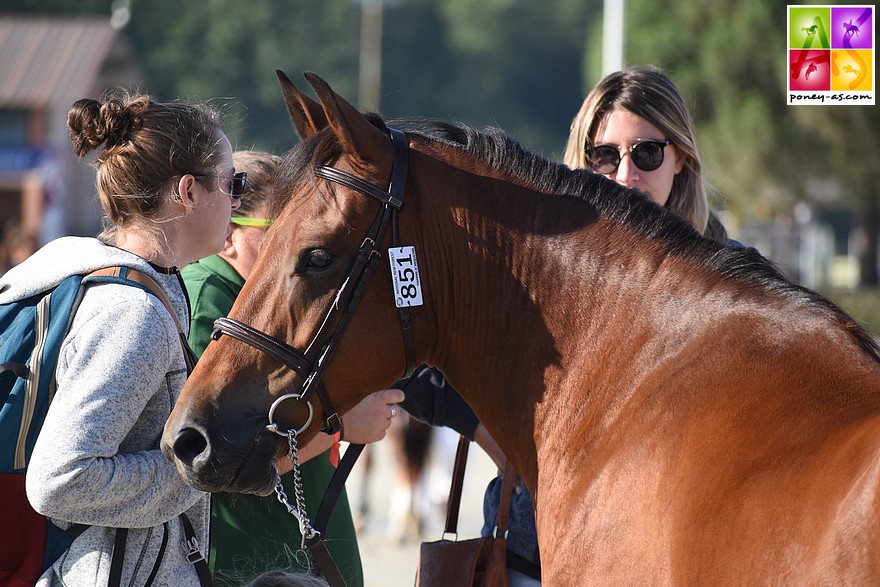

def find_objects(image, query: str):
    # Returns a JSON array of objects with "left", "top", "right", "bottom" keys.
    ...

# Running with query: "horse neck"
[{"left": 404, "top": 157, "right": 660, "bottom": 488}]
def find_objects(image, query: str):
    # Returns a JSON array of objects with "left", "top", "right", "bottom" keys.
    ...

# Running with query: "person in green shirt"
[{"left": 183, "top": 150, "right": 404, "bottom": 587}]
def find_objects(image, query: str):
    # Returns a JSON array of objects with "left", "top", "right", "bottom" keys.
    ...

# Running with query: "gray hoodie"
[{"left": 0, "top": 236, "right": 210, "bottom": 586}]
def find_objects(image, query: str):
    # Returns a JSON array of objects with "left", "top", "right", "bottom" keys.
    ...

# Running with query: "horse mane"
[{"left": 275, "top": 114, "right": 880, "bottom": 363}]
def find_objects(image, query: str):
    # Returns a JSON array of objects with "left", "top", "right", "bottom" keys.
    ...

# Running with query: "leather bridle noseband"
[{"left": 211, "top": 128, "right": 416, "bottom": 437}]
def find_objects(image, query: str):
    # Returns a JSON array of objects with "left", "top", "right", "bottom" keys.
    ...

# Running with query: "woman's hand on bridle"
[
  {"left": 342, "top": 388, "right": 406, "bottom": 444},
  {"left": 273, "top": 388, "right": 405, "bottom": 473}
]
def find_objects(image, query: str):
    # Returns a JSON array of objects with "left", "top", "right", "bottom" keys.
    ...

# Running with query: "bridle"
[{"left": 211, "top": 128, "right": 416, "bottom": 437}]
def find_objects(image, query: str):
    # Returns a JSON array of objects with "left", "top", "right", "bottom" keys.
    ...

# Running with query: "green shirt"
[{"left": 182, "top": 255, "right": 364, "bottom": 587}]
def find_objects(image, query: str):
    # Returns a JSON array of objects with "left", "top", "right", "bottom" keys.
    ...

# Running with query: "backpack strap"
[
  {"left": 107, "top": 527, "right": 129, "bottom": 587},
  {"left": 83, "top": 267, "right": 198, "bottom": 373},
  {"left": 180, "top": 513, "right": 212, "bottom": 587},
  {"left": 143, "top": 523, "right": 169, "bottom": 587}
]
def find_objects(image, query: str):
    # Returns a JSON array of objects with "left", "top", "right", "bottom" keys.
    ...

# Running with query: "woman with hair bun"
[{"left": 0, "top": 90, "right": 243, "bottom": 586}]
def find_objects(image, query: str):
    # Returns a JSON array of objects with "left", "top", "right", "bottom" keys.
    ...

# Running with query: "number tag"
[{"left": 388, "top": 246, "right": 424, "bottom": 308}]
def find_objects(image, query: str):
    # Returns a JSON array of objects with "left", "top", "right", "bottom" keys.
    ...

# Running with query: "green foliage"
[
  {"left": 382, "top": 0, "right": 601, "bottom": 157},
  {"left": 625, "top": 2, "right": 794, "bottom": 217},
  {"left": 1, "top": 0, "right": 601, "bottom": 157},
  {"left": 124, "top": 0, "right": 361, "bottom": 153},
  {"left": 622, "top": 1, "right": 878, "bottom": 286},
  {"left": 0, "top": 0, "right": 106, "bottom": 12},
  {"left": 825, "top": 290, "right": 880, "bottom": 337}
]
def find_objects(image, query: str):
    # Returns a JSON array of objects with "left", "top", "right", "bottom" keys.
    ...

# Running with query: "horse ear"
[
  {"left": 276, "top": 70, "right": 328, "bottom": 139},
  {"left": 303, "top": 71, "right": 391, "bottom": 174}
]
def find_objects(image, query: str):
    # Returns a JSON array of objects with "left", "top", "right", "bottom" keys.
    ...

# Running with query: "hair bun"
[
  {"left": 67, "top": 98, "right": 104, "bottom": 157},
  {"left": 67, "top": 95, "right": 144, "bottom": 157},
  {"left": 100, "top": 98, "right": 143, "bottom": 149}
]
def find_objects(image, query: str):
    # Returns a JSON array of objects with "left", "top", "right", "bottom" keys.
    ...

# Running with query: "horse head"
[{"left": 162, "top": 72, "right": 430, "bottom": 494}]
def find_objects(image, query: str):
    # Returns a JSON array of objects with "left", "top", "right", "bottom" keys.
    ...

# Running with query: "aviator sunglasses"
[
  {"left": 587, "top": 140, "right": 672, "bottom": 175},
  {"left": 190, "top": 171, "right": 249, "bottom": 198}
]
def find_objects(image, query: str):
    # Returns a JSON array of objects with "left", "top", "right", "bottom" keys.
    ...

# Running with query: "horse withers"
[{"left": 163, "top": 71, "right": 880, "bottom": 584}]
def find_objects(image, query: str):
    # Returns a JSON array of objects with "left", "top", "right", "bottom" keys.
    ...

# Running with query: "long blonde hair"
[{"left": 563, "top": 66, "right": 727, "bottom": 243}]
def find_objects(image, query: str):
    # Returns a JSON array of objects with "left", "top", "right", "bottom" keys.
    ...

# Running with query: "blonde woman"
[{"left": 564, "top": 65, "right": 731, "bottom": 244}]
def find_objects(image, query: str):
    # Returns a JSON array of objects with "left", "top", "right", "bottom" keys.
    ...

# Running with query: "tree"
[
  {"left": 124, "top": 0, "right": 362, "bottom": 153},
  {"left": 12, "top": 0, "right": 873, "bottom": 284},
  {"left": 3, "top": 0, "right": 600, "bottom": 156},
  {"left": 381, "top": 0, "right": 602, "bottom": 157},
  {"left": 799, "top": 105, "right": 880, "bottom": 285}
]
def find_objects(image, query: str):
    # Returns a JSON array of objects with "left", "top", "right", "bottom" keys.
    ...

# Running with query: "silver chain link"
[{"left": 274, "top": 429, "right": 318, "bottom": 549}]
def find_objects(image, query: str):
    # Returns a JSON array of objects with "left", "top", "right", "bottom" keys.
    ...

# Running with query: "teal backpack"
[{"left": 0, "top": 266, "right": 178, "bottom": 585}]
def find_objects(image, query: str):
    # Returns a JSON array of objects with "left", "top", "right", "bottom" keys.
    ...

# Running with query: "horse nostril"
[{"left": 172, "top": 427, "right": 209, "bottom": 467}]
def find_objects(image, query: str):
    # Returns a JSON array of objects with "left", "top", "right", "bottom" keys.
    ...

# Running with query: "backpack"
[{"left": 0, "top": 266, "right": 189, "bottom": 587}]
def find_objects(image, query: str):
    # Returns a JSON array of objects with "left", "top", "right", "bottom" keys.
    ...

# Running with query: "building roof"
[{"left": 0, "top": 16, "right": 120, "bottom": 109}]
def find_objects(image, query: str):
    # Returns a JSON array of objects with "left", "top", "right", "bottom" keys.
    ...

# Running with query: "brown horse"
[{"left": 163, "top": 71, "right": 880, "bottom": 584}]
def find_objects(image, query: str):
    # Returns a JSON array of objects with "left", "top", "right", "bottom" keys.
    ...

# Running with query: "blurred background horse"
[{"left": 355, "top": 415, "right": 434, "bottom": 544}]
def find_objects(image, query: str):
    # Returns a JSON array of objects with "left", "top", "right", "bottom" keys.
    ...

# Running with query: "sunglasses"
[
  {"left": 587, "top": 140, "right": 672, "bottom": 175},
  {"left": 230, "top": 217, "right": 274, "bottom": 228},
  {"left": 191, "top": 171, "right": 249, "bottom": 198}
]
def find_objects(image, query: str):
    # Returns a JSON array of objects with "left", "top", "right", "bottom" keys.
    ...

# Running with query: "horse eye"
[{"left": 303, "top": 249, "right": 334, "bottom": 271}]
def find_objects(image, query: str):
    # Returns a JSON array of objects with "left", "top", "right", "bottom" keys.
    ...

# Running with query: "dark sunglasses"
[
  {"left": 587, "top": 140, "right": 672, "bottom": 175},
  {"left": 191, "top": 171, "right": 248, "bottom": 198}
]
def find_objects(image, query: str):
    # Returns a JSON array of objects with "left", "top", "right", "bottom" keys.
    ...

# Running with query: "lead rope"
[
  {"left": 275, "top": 429, "right": 352, "bottom": 587},
  {"left": 274, "top": 429, "right": 318, "bottom": 549}
]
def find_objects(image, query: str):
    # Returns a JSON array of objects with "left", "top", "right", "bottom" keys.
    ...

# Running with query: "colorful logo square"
[
  {"left": 790, "top": 50, "right": 831, "bottom": 90},
  {"left": 832, "top": 6, "right": 873, "bottom": 49},
  {"left": 832, "top": 49, "right": 873, "bottom": 90},
  {"left": 788, "top": 5, "right": 875, "bottom": 105},
  {"left": 789, "top": 6, "right": 831, "bottom": 49}
]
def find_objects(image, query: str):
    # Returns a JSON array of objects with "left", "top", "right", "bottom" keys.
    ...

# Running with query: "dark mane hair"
[{"left": 277, "top": 114, "right": 880, "bottom": 362}]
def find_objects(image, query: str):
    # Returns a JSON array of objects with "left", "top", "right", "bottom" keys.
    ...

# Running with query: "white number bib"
[{"left": 388, "top": 246, "right": 424, "bottom": 308}]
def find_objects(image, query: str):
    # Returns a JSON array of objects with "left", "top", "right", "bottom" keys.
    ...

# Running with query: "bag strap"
[
  {"left": 445, "top": 435, "right": 517, "bottom": 538},
  {"left": 494, "top": 459, "right": 516, "bottom": 539},
  {"left": 444, "top": 435, "right": 471, "bottom": 536}
]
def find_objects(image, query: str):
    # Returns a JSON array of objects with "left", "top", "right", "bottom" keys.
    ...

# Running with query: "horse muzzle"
[{"left": 161, "top": 415, "right": 283, "bottom": 496}]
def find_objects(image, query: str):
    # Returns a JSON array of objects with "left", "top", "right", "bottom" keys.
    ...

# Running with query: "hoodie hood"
[{"left": 0, "top": 236, "right": 157, "bottom": 304}]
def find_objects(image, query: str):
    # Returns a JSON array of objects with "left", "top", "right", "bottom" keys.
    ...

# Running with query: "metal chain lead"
[{"left": 274, "top": 429, "right": 318, "bottom": 549}]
